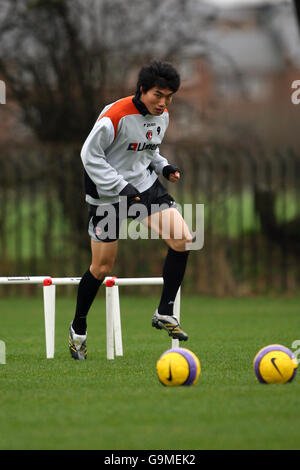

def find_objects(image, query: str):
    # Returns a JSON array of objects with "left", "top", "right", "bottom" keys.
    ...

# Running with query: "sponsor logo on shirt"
[{"left": 127, "top": 142, "right": 159, "bottom": 152}]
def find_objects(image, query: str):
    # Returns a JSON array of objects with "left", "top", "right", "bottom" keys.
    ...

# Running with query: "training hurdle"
[
  {"left": 0, "top": 276, "right": 181, "bottom": 360},
  {"left": 104, "top": 277, "right": 181, "bottom": 360}
]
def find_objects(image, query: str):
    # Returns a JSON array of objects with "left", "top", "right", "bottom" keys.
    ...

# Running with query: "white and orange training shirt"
[{"left": 81, "top": 95, "right": 170, "bottom": 206}]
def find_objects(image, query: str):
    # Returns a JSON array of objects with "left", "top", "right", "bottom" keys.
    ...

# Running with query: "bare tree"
[{"left": 0, "top": 0, "right": 218, "bottom": 142}]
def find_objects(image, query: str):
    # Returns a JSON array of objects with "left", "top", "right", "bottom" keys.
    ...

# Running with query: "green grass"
[{"left": 0, "top": 294, "right": 300, "bottom": 450}]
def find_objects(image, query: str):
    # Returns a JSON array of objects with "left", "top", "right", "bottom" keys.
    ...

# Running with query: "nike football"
[
  {"left": 156, "top": 348, "right": 201, "bottom": 386},
  {"left": 253, "top": 344, "right": 298, "bottom": 384}
]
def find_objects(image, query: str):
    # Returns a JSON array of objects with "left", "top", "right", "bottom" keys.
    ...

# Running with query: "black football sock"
[
  {"left": 158, "top": 247, "right": 190, "bottom": 316},
  {"left": 72, "top": 269, "right": 103, "bottom": 334}
]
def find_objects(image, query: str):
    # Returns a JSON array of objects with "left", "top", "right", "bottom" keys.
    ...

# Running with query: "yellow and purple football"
[
  {"left": 253, "top": 344, "right": 298, "bottom": 384},
  {"left": 156, "top": 348, "right": 201, "bottom": 386}
]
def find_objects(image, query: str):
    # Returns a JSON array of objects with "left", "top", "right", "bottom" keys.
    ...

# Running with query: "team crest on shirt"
[{"left": 146, "top": 131, "right": 153, "bottom": 140}]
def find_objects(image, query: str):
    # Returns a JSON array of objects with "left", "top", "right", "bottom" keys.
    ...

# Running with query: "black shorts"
[{"left": 88, "top": 178, "right": 176, "bottom": 242}]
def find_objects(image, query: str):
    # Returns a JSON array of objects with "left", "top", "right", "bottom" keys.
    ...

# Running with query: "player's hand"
[
  {"left": 162, "top": 164, "right": 181, "bottom": 183},
  {"left": 168, "top": 171, "right": 180, "bottom": 183},
  {"left": 119, "top": 183, "right": 141, "bottom": 204}
]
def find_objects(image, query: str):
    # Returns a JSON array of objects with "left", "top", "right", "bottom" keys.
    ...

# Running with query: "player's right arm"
[{"left": 81, "top": 117, "right": 129, "bottom": 198}]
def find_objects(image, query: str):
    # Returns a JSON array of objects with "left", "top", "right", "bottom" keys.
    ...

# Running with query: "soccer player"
[{"left": 69, "top": 60, "right": 193, "bottom": 360}]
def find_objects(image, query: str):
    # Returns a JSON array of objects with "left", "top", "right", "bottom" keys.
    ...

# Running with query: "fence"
[{"left": 0, "top": 145, "right": 300, "bottom": 296}]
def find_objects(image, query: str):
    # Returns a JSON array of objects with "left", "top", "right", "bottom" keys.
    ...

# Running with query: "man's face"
[{"left": 140, "top": 86, "right": 174, "bottom": 115}]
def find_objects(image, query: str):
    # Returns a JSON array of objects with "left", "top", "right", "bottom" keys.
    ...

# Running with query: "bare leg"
[
  {"left": 142, "top": 207, "right": 193, "bottom": 251},
  {"left": 90, "top": 239, "right": 118, "bottom": 280}
]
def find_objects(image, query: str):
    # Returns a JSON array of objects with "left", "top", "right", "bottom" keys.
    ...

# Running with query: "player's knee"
[
  {"left": 169, "top": 235, "right": 193, "bottom": 252},
  {"left": 90, "top": 263, "right": 113, "bottom": 280}
]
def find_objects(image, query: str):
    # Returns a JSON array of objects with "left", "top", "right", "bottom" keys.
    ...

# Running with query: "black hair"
[{"left": 136, "top": 60, "right": 180, "bottom": 96}]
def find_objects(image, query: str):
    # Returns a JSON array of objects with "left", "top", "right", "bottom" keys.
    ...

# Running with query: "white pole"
[
  {"left": 0, "top": 276, "right": 49, "bottom": 284},
  {"left": 49, "top": 278, "right": 82, "bottom": 285},
  {"left": 0, "top": 340, "right": 6, "bottom": 365},
  {"left": 107, "top": 277, "right": 163, "bottom": 286},
  {"left": 112, "top": 285, "right": 123, "bottom": 357},
  {"left": 172, "top": 287, "right": 181, "bottom": 349},
  {"left": 105, "top": 286, "right": 115, "bottom": 360},
  {"left": 43, "top": 283, "right": 56, "bottom": 358}
]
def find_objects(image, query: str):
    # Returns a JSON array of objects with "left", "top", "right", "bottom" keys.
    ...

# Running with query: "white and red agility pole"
[{"left": 0, "top": 276, "right": 181, "bottom": 360}]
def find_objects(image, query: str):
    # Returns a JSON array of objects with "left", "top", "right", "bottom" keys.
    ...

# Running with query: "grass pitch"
[{"left": 0, "top": 294, "right": 299, "bottom": 450}]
